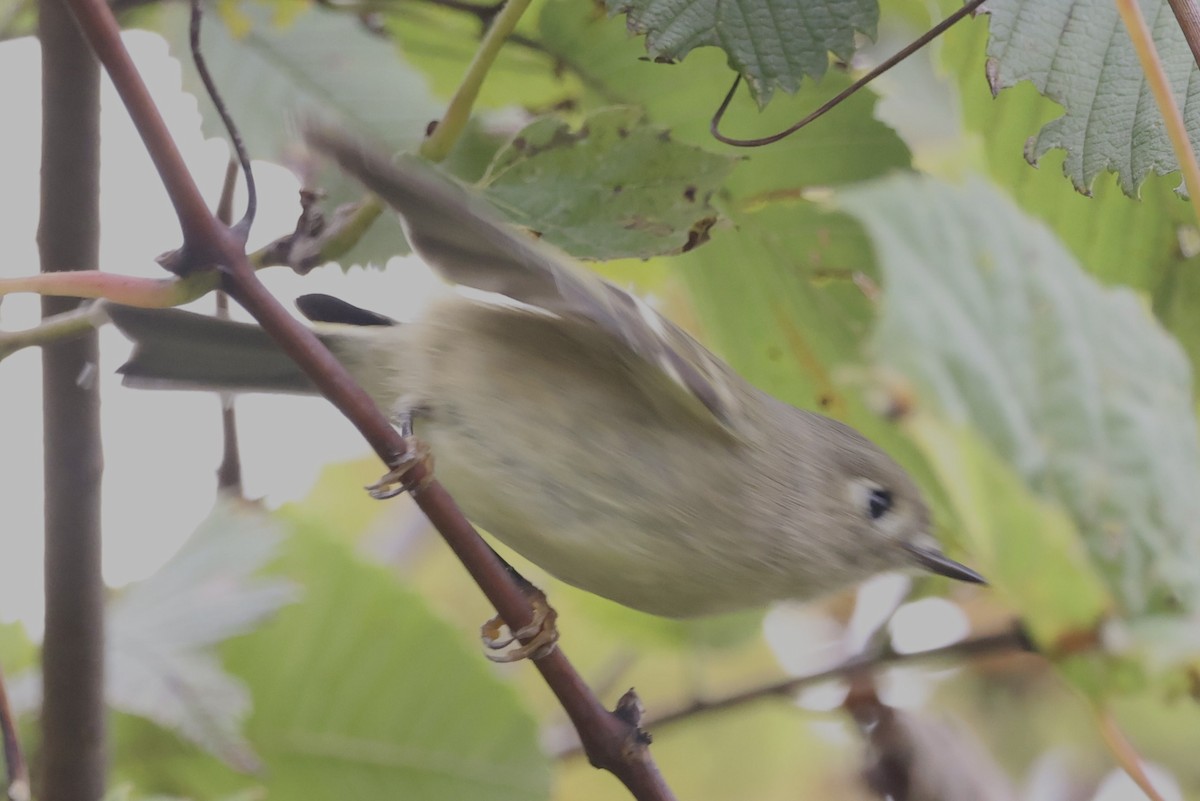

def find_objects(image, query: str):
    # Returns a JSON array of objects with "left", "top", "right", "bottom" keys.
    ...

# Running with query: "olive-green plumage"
[{"left": 105, "top": 123, "right": 982, "bottom": 616}]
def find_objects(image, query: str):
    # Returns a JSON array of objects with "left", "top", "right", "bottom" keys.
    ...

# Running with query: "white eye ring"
[
  {"left": 866, "top": 487, "right": 893, "bottom": 519},
  {"left": 847, "top": 479, "right": 905, "bottom": 536}
]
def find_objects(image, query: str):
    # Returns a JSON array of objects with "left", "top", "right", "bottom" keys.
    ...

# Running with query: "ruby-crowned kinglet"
[{"left": 106, "top": 124, "right": 982, "bottom": 617}]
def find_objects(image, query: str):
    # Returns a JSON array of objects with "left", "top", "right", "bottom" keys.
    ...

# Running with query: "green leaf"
[
  {"left": 604, "top": 0, "right": 877, "bottom": 106},
  {"left": 984, "top": 0, "right": 1200, "bottom": 195},
  {"left": 944, "top": 10, "right": 1191, "bottom": 285},
  {"left": 941, "top": 7, "right": 1200, "bottom": 387},
  {"left": 155, "top": 1, "right": 440, "bottom": 159},
  {"left": 0, "top": 620, "right": 35, "bottom": 675},
  {"left": 0, "top": 0, "right": 34, "bottom": 40},
  {"left": 229, "top": 528, "right": 548, "bottom": 799},
  {"left": 906, "top": 415, "right": 1110, "bottom": 647},
  {"left": 383, "top": 0, "right": 569, "bottom": 110},
  {"left": 481, "top": 108, "right": 738, "bottom": 259},
  {"left": 149, "top": 0, "right": 442, "bottom": 266},
  {"left": 839, "top": 174, "right": 1200, "bottom": 618},
  {"left": 537, "top": 0, "right": 910, "bottom": 197},
  {"left": 107, "top": 501, "right": 298, "bottom": 770},
  {"left": 676, "top": 202, "right": 876, "bottom": 410},
  {"left": 116, "top": 521, "right": 550, "bottom": 801},
  {"left": 0, "top": 620, "right": 37, "bottom": 718},
  {"left": 102, "top": 784, "right": 190, "bottom": 801}
]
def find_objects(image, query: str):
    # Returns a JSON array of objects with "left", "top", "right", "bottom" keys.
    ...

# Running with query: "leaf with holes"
[
  {"left": 481, "top": 108, "right": 739, "bottom": 259},
  {"left": 604, "top": 0, "right": 878, "bottom": 106}
]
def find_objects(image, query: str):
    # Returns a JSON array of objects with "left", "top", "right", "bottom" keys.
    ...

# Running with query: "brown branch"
[
  {"left": 1096, "top": 707, "right": 1169, "bottom": 801},
  {"left": 0, "top": 666, "right": 29, "bottom": 801},
  {"left": 66, "top": 0, "right": 226, "bottom": 269},
  {"left": 62, "top": 0, "right": 676, "bottom": 796},
  {"left": 552, "top": 624, "right": 1034, "bottom": 759},
  {"left": 214, "top": 159, "right": 244, "bottom": 496},
  {"left": 1167, "top": 0, "right": 1200, "bottom": 69},
  {"left": 38, "top": 0, "right": 107, "bottom": 797}
]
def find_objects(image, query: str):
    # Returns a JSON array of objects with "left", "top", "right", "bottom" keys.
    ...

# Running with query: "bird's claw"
[
  {"left": 366, "top": 436, "right": 433, "bottom": 499},
  {"left": 481, "top": 587, "right": 559, "bottom": 662}
]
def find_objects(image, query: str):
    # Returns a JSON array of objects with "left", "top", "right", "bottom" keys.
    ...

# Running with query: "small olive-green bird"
[{"left": 106, "top": 123, "right": 982, "bottom": 617}]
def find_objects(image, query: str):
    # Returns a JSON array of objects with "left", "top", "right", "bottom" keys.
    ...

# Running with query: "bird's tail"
[{"left": 104, "top": 302, "right": 319, "bottom": 395}]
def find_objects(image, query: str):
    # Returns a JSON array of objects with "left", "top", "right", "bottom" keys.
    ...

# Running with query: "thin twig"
[
  {"left": 0, "top": 303, "right": 108, "bottom": 361},
  {"left": 63, "top": 0, "right": 677, "bottom": 796},
  {"left": 214, "top": 159, "right": 244, "bottom": 496},
  {"left": 0, "top": 270, "right": 218, "bottom": 306},
  {"left": 0, "top": 666, "right": 29, "bottom": 801},
  {"left": 1116, "top": 0, "right": 1200, "bottom": 219},
  {"left": 552, "top": 625, "right": 1033, "bottom": 759},
  {"left": 1096, "top": 706, "right": 1168, "bottom": 801},
  {"left": 420, "top": 0, "right": 533, "bottom": 161},
  {"left": 710, "top": 0, "right": 987, "bottom": 147},
  {"left": 190, "top": 0, "right": 256, "bottom": 237}
]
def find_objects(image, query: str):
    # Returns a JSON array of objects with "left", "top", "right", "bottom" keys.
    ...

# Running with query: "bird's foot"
[
  {"left": 365, "top": 435, "right": 434, "bottom": 499},
  {"left": 481, "top": 586, "right": 559, "bottom": 662}
]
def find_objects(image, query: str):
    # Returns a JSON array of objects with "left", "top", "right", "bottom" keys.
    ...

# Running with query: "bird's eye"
[{"left": 867, "top": 487, "right": 893, "bottom": 520}]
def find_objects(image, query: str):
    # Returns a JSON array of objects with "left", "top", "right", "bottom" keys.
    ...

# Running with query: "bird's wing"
[{"left": 304, "top": 122, "right": 742, "bottom": 433}]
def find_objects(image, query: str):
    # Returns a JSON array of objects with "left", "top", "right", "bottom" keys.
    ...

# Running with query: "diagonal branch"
[
  {"left": 60, "top": 0, "right": 676, "bottom": 797},
  {"left": 1166, "top": 0, "right": 1200, "bottom": 69},
  {"left": 1096, "top": 706, "right": 1169, "bottom": 801}
]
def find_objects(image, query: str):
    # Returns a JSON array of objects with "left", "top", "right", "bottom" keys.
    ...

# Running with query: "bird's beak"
[{"left": 902, "top": 542, "right": 987, "bottom": 585}]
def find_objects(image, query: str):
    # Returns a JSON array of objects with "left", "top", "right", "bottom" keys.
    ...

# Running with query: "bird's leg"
[
  {"left": 367, "top": 404, "right": 559, "bottom": 660},
  {"left": 365, "top": 401, "right": 434, "bottom": 499},
  {"left": 481, "top": 551, "right": 560, "bottom": 662}
]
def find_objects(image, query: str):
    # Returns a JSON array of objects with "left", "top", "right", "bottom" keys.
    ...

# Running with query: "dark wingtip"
[
  {"left": 296, "top": 294, "right": 396, "bottom": 327},
  {"left": 903, "top": 542, "right": 987, "bottom": 586}
]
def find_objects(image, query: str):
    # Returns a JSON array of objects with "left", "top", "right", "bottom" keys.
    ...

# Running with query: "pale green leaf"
[
  {"left": 839, "top": 174, "right": 1200, "bottom": 618},
  {"left": 0, "top": 621, "right": 37, "bottom": 718},
  {"left": 481, "top": 108, "right": 738, "bottom": 259},
  {"left": 984, "top": 0, "right": 1200, "bottom": 195},
  {"left": 906, "top": 415, "right": 1110, "bottom": 647},
  {"left": 228, "top": 528, "right": 548, "bottom": 799},
  {"left": 115, "top": 523, "right": 549, "bottom": 800},
  {"left": 0, "top": 0, "right": 33, "bottom": 40},
  {"left": 0, "top": 620, "right": 35, "bottom": 675},
  {"left": 941, "top": 15, "right": 1200, "bottom": 381},
  {"left": 102, "top": 785, "right": 189, "bottom": 801},
  {"left": 383, "top": 0, "right": 569, "bottom": 110},
  {"left": 106, "top": 501, "right": 298, "bottom": 770},
  {"left": 604, "top": 0, "right": 877, "bottom": 106},
  {"left": 154, "top": 1, "right": 440, "bottom": 160},
  {"left": 150, "top": 0, "right": 441, "bottom": 266}
]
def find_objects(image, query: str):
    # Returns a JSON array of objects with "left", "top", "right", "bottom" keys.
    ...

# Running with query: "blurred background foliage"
[{"left": 2, "top": 0, "right": 1200, "bottom": 798}]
